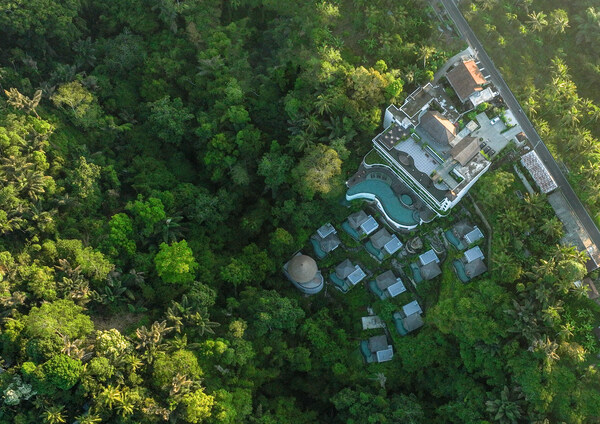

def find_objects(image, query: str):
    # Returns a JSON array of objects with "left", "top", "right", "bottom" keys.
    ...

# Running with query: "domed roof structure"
[{"left": 287, "top": 255, "right": 318, "bottom": 283}]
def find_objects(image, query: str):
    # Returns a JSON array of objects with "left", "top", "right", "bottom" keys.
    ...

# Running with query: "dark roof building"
[
  {"left": 420, "top": 261, "right": 442, "bottom": 280},
  {"left": 464, "top": 258, "right": 487, "bottom": 279},
  {"left": 418, "top": 111, "right": 456, "bottom": 145},
  {"left": 446, "top": 60, "right": 487, "bottom": 103},
  {"left": 450, "top": 136, "right": 480, "bottom": 166}
]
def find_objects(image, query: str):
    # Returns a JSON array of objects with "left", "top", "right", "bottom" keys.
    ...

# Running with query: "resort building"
[
  {"left": 360, "top": 334, "right": 394, "bottom": 363},
  {"left": 310, "top": 223, "right": 341, "bottom": 259},
  {"left": 283, "top": 253, "right": 324, "bottom": 295},
  {"left": 342, "top": 210, "right": 379, "bottom": 240},
  {"left": 365, "top": 228, "right": 403, "bottom": 260},
  {"left": 445, "top": 221, "right": 484, "bottom": 250},
  {"left": 330, "top": 259, "right": 367, "bottom": 293},
  {"left": 452, "top": 245, "right": 488, "bottom": 283},
  {"left": 370, "top": 105, "right": 490, "bottom": 217},
  {"left": 393, "top": 305, "right": 424, "bottom": 336},
  {"left": 520, "top": 151, "right": 558, "bottom": 194},
  {"left": 410, "top": 249, "right": 442, "bottom": 283},
  {"left": 345, "top": 57, "right": 496, "bottom": 229},
  {"left": 445, "top": 59, "right": 491, "bottom": 106},
  {"left": 368, "top": 270, "right": 407, "bottom": 300}
]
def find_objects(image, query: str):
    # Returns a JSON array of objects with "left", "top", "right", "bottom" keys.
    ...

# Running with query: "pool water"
[
  {"left": 445, "top": 230, "right": 465, "bottom": 250},
  {"left": 347, "top": 180, "right": 419, "bottom": 227},
  {"left": 401, "top": 194, "right": 414, "bottom": 206},
  {"left": 453, "top": 260, "right": 470, "bottom": 283},
  {"left": 410, "top": 262, "right": 423, "bottom": 284}
]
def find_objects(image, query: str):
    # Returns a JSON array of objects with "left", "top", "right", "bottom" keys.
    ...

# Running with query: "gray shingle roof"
[
  {"left": 420, "top": 261, "right": 442, "bottom": 280},
  {"left": 464, "top": 258, "right": 487, "bottom": 278},
  {"left": 450, "top": 136, "right": 480, "bottom": 166},
  {"left": 418, "top": 111, "right": 456, "bottom": 145}
]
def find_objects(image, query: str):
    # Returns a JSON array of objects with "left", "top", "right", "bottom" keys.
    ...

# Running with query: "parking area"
[{"left": 471, "top": 111, "right": 523, "bottom": 158}]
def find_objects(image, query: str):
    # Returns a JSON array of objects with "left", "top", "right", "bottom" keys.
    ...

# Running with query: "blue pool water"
[{"left": 347, "top": 180, "right": 419, "bottom": 227}]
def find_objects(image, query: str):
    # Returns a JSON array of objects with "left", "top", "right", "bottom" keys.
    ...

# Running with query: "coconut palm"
[
  {"left": 574, "top": 7, "right": 600, "bottom": 46},
  {"left": 485, "top": 386, "right": 524, "bottom": 424},
  {"left": 418, "top": 45, "right": 436, "bottom": 68},
  {"left": 75, "top": 413, "right": 102, "bottom": 424},
  {"left": 4, "top": 88, "right": 42, "bottom": 118},
  {"left": 98, "top": 385, "right": 123, "bottom": 410},
  {"left": 526, "top": 11, "right": 548, "bottom": 32},
  {"left": 42, "top": 406, "right": 66, "bottom": 424},
  {"left": 549, "top": 9, "right": 569, "bottom": 35}
]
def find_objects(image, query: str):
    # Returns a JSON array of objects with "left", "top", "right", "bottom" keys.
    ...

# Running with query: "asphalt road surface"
[{"left": 440, "top": 0, "right": 600, "bottom": 261}]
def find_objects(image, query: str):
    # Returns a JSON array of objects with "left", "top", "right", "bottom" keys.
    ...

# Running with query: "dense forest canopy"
[{"left": 1, "top": 0, "right": 600, "bottom": 423}]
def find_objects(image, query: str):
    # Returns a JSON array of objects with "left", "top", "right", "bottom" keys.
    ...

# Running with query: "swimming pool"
[
  {"left": 453, "top": 260, "right": 470, "bottom": 283},
  {"left": 347, "top": 180, "right": 419, "bottom": 228},
  {"left": 445, "top": 230, "right": 465, "bottom": 250},
  {"left": 410, "top": 262, "right": 423, "bottom": 284},
  {"left": 401, "top": 194, "right": 414, "bottom": 206}
]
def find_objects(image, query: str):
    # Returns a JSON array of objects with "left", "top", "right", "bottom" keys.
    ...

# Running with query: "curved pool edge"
[{"left": 346, "top": 191, "right": 420, "bottom": 231}]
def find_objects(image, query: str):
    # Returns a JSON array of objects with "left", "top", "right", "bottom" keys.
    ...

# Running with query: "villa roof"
[
  {"left": 370, "top": 228, "right": 392, "bottom": 250},
  {"left": 446, "top": 60, "right": 487, "bottom": 102},
  {"left": 347, "top": 210, "right": 368, "bottom": 229},
  {"left": 520, "top": 151, "right": 558, "bottom": 194},
  {"left": 336, "top": 259, "right": 356, "bottom": 279},
  {"left": 387, "top": 279, "right": 406, "bottom": 297},
  {"left": 320, "top": 233, "right": 341, "bottom": 253},
  {"left": 360, "top": 216, "right": 379, "bottom": 235},
  {"left": 419, "top": 249, "right": 440, "bottom": 266},
  {"left": 288, "top": 254, "right": 318, "bottom": 283},
  {"left": 450, "top": 136, "right": 480, "bottom": 166},
  {"left": 419, "top": 111, "right": 456, "bottom": 145},
  {"left": 403, "top": 300, "right": 423, "bottom": 317},
  {"left": 384, "top": 235, "right": 403, "bottom": 255},
  {"left": 403, "top": 313, "right": 424, "bottom": 332},
  {"left": 453, "top": 221, "right": 475, "bottom": 239},
  {"left": 420, "top": 261, "right": 442, "bottom": 280},
  {"left": 376, "top": 347, "right": 394, "bottom": 362},
  {"left": 464, "top": 258, "right": 487, "bottom": 279},
  {"left": 317, "top": 223, "right": 336, "bottom": 238},
  {"left": 348, "top": 265, "right": 367, "bottom": 285},
  {"left": 368, "top": 335, "right": 389, "bottom": 353},
  {"left": 375, "top": 270, "right": 397, "bottom": 290},
  {"left": 464, "top": 226, "right": 484, "bottom": 244},
  {"left": 464, "top": 246, "right": 485, "bottom": 263}
]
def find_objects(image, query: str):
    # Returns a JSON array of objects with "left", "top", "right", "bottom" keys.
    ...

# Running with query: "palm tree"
[
  {"left": 315, "top": 93, "right": 334, "bottom": 115},
  {"left": 170, "top": 373, "right": 194, "bottom": 396},
  {"left": 485, "top": 386, "right": 524, "bottom": 424},
  {"left": 135, "top": 320, "right": 174, "bottom": 351},
  {"left": 75, "top": 413, "right": 102, "bottom": 424},
  {"left": 522, "top": 193, "right": 545, "bottom": 217},
  {"left": 418, "top": 45, "right": 436, "bottom": 68},
  {"left": 42, "top": 406, "right": 66, "bottom": 424},
  {"left": 574, "top": 7, "right": 600, "bottom": 46},
  {"left": 526, "top": 11, "right": 548, "bottom": 32},
  {"left": 161, "top": 216, "right": 184, "bottom": 243},
  {"left": 540, "top": 217, "right": 564, "bottom": 240},
  {"left": 98, "top": 385, "right": 123, "bottom": 410},
  {"left": 4, "top": 88, "right": 42, "bottom": 118},
  {"left": 116, "top": 388, "right": 136, "bottom": 417},
  {"left": 549, "top": 9, "right": 569, "bottom": 35},
  {"left": 188, "top": 309, "right": 220, "bottom": 336},
  {"left": 586, "top": 105, "right": 600, "bottom": 125},
  {"left": 557, "top": 322, "right": 575, "bottom": 340}
]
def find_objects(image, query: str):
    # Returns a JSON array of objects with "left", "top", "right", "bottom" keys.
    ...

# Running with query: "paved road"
[{"left": 440, "top": 0, "right": 600, "bottom": 265}]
